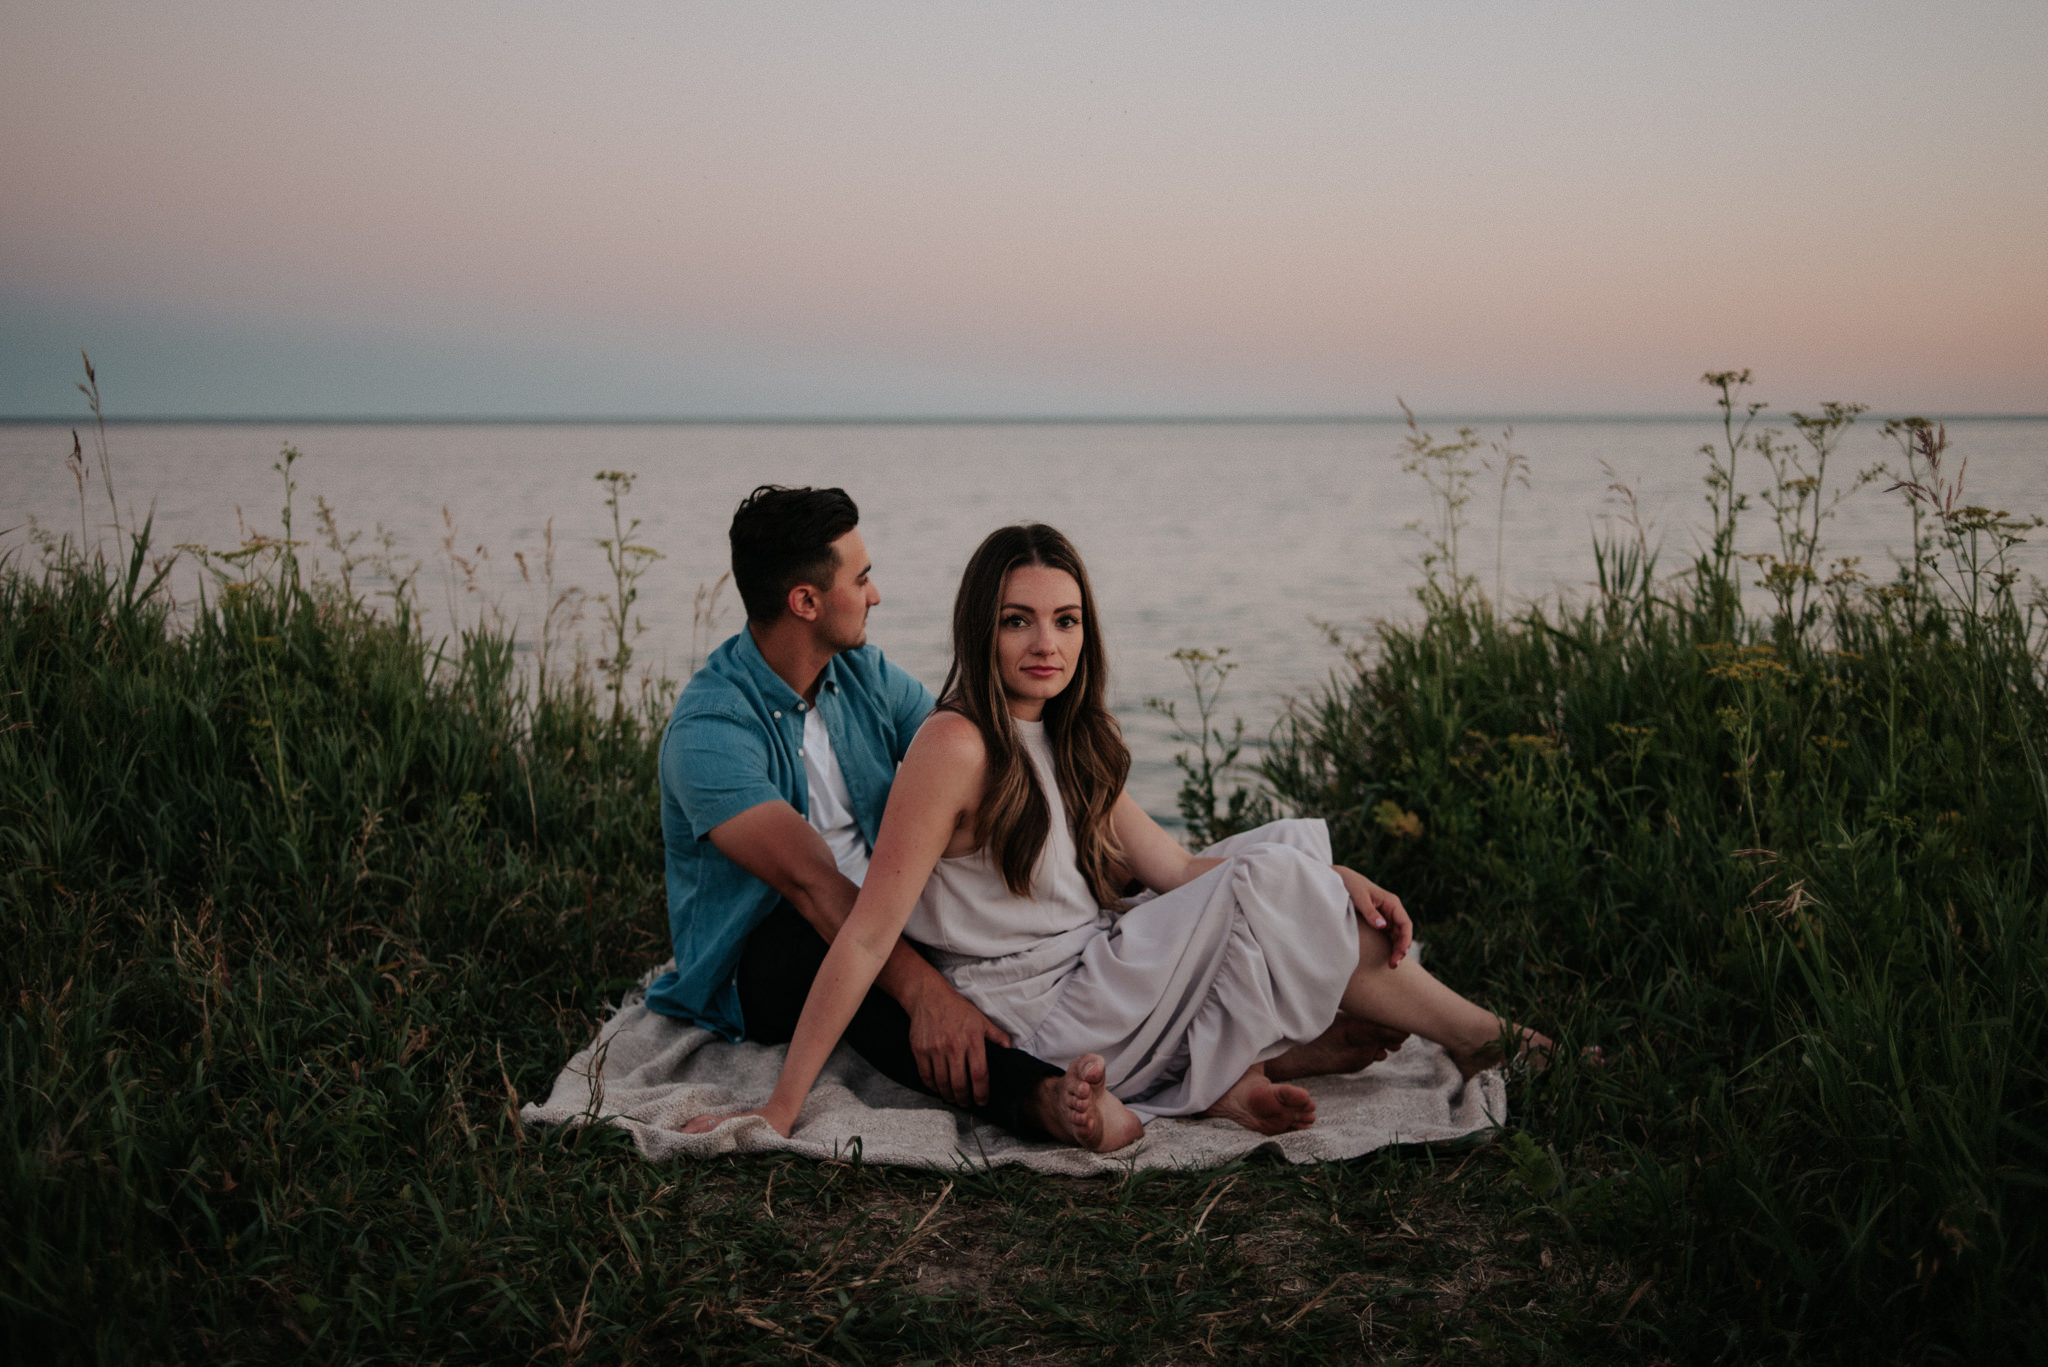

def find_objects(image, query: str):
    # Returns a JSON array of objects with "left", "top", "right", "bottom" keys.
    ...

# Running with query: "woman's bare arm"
[
  {"left": 1109, "top": 790, "right": 1220, "bottom": 892},
  {"left": 685, "top": 713, "right": 987, "bottom": 1137}
]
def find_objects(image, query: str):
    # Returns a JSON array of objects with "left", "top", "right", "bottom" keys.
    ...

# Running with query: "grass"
[
  {"left": 1242, "top": 391, "right": 2048, "bottom": 1361},
  {"left": 4, "top": 376, "right": 2045, "bottom": 1362}
]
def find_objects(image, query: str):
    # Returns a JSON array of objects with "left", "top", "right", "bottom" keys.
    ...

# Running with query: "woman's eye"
[
  {"left": 1058, "top": 614, "right": 1082, "bottom": 629},
  {"left": 1001, "top": 615, "right": 1027, "bottom": 629}
]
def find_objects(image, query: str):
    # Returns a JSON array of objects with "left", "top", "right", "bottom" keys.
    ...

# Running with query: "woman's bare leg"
[{"left": 1340, "top": 920, "right": 1552, "bottom": 1078}]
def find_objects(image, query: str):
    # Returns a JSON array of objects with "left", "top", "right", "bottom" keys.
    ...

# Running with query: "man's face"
[{"left": 812, "top": 528, "right": 880, "bottom": 652}]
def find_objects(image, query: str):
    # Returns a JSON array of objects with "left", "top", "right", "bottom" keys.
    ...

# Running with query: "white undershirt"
[{"left": 801, "top": 707, "right": 871, "bottom": 885}]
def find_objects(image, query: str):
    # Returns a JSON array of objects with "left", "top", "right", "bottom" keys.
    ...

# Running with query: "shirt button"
[
  {"left": 797, "top": 747, "right": 805, "bottom": 756},
  {"left": 795, "top": 702, "right": 806, "bottom": 712},
  {"left": 772, "top": 710, "right": 781, "bottom": 719}
]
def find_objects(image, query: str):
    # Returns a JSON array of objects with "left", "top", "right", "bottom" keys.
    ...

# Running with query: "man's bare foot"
[
  {"left": 1029, "top": 1054, "right": 1144, "bottom": 1152},
  {"left": 1267, "top": 1013, "right": 1411, "bottom": 1082},
  {"left": 1201, "top": 1064, "right": 1317, "bottom": 1135}
]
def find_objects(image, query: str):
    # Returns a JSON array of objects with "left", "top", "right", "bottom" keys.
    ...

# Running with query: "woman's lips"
[{"left": 1022, "top": 665, "right": 1061, "bottom": 678}]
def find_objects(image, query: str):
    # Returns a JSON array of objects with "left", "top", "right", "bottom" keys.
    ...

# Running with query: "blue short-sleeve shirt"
[{"left": 643, "top": 627, "right": 934, "bottom": 1038}]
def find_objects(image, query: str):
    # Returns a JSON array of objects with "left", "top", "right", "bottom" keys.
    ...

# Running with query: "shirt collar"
[{"left": 734, "top": 625, "right": 845, "bottom": 708}]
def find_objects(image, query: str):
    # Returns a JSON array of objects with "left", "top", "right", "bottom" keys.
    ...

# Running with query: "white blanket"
[{"left": 523, "top": 969, "right": 1507, "bottom": 1175}]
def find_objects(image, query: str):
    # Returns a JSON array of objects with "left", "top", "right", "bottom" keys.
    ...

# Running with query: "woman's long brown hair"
[{"left": 938, "top": 523, "right": 1131, "bottom": 908}]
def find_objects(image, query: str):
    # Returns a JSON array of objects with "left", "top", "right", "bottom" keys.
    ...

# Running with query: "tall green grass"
[
  {"left": 1234, "top": 382, "right": 2048, "bottom": 1358},
  {"left": 5, "top": 376, "right": 2045, "bottom": 1362},
  {"left": 3, "top": 448, "right": 675, "bottom": 1360}
]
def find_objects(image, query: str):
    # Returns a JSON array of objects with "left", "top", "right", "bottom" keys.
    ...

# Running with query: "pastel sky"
[{"left": 4, "top": 1, "right": 2044, "bottom": 417}]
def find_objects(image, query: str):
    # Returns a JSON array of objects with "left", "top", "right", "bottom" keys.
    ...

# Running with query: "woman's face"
[{"left": 995, "top": 564, "right": 1084, "bottom": 720}]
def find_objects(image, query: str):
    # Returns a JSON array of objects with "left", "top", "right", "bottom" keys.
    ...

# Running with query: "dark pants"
[{"left": 735, "top": 901, "right": 1060, "bottom": 1137}]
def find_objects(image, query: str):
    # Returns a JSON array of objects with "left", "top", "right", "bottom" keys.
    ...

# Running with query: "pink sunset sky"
[{"left": 3, "top": 0, "right": 2044, "bottom": 417}]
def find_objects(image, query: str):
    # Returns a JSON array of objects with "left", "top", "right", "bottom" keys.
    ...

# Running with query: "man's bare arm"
[{"left": 706, "top": 800, "right": 1012, "bottom": 1104}]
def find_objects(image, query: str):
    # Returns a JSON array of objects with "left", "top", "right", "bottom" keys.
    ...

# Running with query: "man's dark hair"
[{"left": 729, "top": 485, "right": 861, "bottom": 623}]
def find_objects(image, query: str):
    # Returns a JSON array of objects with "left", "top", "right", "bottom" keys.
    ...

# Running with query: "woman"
[{"left": 686, "top": 524, "right": 1551, "bottom": 1151}]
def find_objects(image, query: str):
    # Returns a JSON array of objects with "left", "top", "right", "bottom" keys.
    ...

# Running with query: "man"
[
  {"left": 645, "top": 485, "right": 1070, "bottom": 1136},
  {"left": 648, "top": 484, "right": 1404, "bottom": 1143}
]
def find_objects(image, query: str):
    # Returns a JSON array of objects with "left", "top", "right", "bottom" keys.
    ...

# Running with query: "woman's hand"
[
  {"left": 1336, "top": 866, "right": 1413, "bottom": 967},
  {"left": 680, "top": 1106, "right": 793, "bottom": 1138}
]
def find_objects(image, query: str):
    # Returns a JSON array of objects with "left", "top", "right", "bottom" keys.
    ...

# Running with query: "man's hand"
[
  {"left": 905, "top": 983, "right": 1013, "bottom": 1107},
  {"left": 1337, "top": 866, "right": 1414, "bottom": 967}
]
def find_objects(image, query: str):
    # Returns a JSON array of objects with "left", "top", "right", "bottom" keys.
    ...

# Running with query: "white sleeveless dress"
[{"left": 904, "top": 718, "right": 1359, "bottom": 1120}]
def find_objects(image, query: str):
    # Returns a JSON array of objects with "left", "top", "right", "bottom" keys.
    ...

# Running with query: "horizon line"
[{"left": 5, "top": 410, "right": 2046, "bottom": 426}]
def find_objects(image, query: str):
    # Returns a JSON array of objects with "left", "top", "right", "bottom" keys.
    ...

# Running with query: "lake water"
[{"left": 6, "top": 416, "right": 2046, "bottom": 816}]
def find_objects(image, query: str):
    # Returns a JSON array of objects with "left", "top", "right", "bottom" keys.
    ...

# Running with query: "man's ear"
[{"left": 786, "top": 580, "right": 821, "bottom": 623}]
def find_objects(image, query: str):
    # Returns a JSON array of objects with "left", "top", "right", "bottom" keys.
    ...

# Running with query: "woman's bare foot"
[
  {"left": 1201, "top": 1064, "right": 1317, "bottom": 1135},
  {"left": 1447, "top": 1025, "right": 1563, "bottom": 1080},
  {"left": 1267, "top": 1013, "right": 1411, "bottom": 1082},
  {"left": 1029, "top": 1054, "right": 1144, "bottom": 1152}
]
